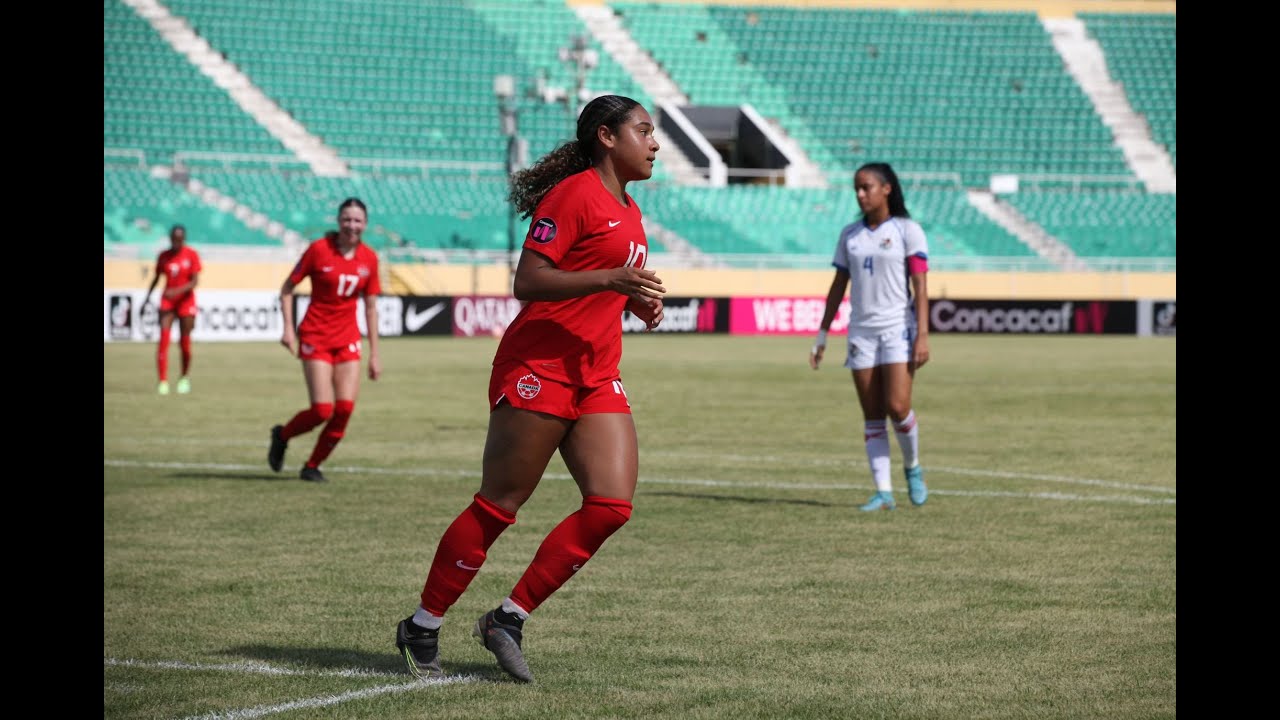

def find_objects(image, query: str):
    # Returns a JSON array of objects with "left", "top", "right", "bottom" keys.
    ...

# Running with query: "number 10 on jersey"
[{"left": 624, "top": 242, "right": 647, "bottom": 269}]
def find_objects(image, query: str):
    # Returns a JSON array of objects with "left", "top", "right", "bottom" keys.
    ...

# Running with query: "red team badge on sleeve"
[
  {"left": 517, "top": 374, "right": 542, "bottom": 399},
  {"left": 530, "top": 218, "right": 557, "bottom": 244}
]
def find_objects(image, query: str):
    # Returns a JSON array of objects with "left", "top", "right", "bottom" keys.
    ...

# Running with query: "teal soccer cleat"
[
  {"left": 905, "top": 465, "right": 928, "bottom": 506},
  {"left": 859, "top": 491, "right": 896, "bottom": 512}
]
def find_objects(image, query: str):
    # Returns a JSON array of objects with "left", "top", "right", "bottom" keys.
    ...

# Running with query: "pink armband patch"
[{"left": 908, "top": 256, "right": 928, "bottom": 274}]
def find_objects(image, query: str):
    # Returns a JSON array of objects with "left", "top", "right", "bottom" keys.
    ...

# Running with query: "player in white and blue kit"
[{"left": 809, "top": 163, "right": 931, "bottom": 511}]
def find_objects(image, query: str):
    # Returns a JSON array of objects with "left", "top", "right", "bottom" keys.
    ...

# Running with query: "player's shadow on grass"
[
  {"left": 222, "top": 645, "right": 514, "bottom": 681},
  {"left": 642, "top": 490, "right": 835, "bottom": 507},
  {"left": 167, "top": 472, "right": 300, "bottom": 482},
  {"left": 222, "top": 645, "right": 404, "bottom": 673}
]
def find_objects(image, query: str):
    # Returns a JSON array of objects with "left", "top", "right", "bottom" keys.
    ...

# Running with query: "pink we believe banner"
[{"left": 729, "top": 297, "right": 851, "bottom": 335}]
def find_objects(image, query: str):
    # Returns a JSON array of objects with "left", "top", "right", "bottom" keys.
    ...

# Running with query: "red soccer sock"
[
  {"left": 179, "top": 335, "right": 193, "bottom": 376},
  {"left": 509, "top": 496, "right": 633, "bottom": 614},
  {"left": 156, "top": 333, "right": 171, "bottom": 382},
  {"left": 282, "top": 403, "right": 333, "bottom": 441},
  {"left": 306, "top": 400, "right": 353, "bottom": 468},
  {"left": 419, "top": 494, "right": 516, "bottom": 617}
]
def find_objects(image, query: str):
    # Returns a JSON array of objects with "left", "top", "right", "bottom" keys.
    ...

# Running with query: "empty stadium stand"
[{"left": 104, "top": 0, "right": 1174, "bottom": 270}]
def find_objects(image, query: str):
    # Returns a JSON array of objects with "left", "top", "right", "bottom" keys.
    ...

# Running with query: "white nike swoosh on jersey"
[
  {"left": 321, "top": 266, "right": 334, "bottom": 272},
  {"left": 608, "top": 220, "right": 622, "bottom": 227},
  {"left": 405, "top": 302, "right": 446, "bottom": 332}
]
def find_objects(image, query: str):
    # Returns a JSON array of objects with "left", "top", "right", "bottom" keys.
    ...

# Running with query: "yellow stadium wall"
[{"left": 104, "top": 260, "right": 1175, "bottom": 300}]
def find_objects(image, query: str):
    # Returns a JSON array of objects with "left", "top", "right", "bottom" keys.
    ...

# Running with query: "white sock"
[
  {"left": 893, "top": 410, "right": 920, "bottom": 470},
  {"left": 501, "top": 597, "right": 530, "bottom": 621},
  {"left": 865, "top": 420, "right": 892, "bottom": 492},
  {"left": 412, "top": 607, "right": 442, "bottom": 630}
]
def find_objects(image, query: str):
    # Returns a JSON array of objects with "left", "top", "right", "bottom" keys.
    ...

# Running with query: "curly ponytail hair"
[{"left": 509, "top": 95, "right": 642, "bottom": 218}]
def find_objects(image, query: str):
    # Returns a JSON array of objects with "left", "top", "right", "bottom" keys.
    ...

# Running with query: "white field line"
[
  {"left": 932, "top": 465, "right": 1174, "bottom": 494},
  {"left": 927, "top": 488, "right": 1174, "bottom": 505},
  {"left": 104, "top": 657, "right": 477, "bottom": 719},
  {"left": 178, "top": 682, "right": 464, "bottom": 720},
  {"left": 643, "top": 450, "right": 1175, "bottom": 494},
  {"left": 634, "top": 477, "right": 1174, "bottom": 505},
  {"left": 105, "top": 459, "right": 1174, "bottom": 505},
  {"left": 104, "top": 657, "right": 402, "bottom": 678},
  {"left": 104, "top": 441, "right": 1174, "bottom": 495}
]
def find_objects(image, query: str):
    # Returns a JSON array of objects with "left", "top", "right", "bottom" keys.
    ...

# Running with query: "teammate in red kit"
[
  {"left": 396, "top": 95, "right": 666, "bottom": 683},
  {"left": 267, "top": 198, "right": 382, "bottom": 484},
  {"left": 143, "top": 224, "right": 201, "bottom": 395}
]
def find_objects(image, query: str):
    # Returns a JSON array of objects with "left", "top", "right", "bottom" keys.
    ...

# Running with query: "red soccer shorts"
[
  {"left": 160, "top": 295, "right": 197, "bottom": 318},
  {"left": 299, "top": 340, "right": 362, "bottom": 364},
  {"left": 488, "top": 361, "right": 631, "bottom": 420}
]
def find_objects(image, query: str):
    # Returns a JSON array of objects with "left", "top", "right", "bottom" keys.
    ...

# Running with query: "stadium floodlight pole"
[
  {"left": 494, "top": 74, "right": 520, "bottom": 291},
  {"left": 558, "top": 34, "right": 599, "bottom": 117}
]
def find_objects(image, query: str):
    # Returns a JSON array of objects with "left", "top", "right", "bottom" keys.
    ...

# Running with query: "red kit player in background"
[
  {"left": 396, "top": 95, "right": 666, "bottom": 683},
  {"left": 143, "top": 224, "right": 201, "bottom": 396},
  {"left": 267, "top": 197, "right": 382, "bottom": 484}
]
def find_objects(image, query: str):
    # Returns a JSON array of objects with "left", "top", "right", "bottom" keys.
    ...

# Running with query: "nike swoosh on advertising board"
[{"left": 405, "top": 302, "right": 446, "bottom": 332}]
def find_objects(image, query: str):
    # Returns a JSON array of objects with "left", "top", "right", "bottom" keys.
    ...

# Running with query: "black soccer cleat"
[
  {"left": 299, "top": 465, "right": 328, "bottom": 483},
  {"left": 473, "top": 610, "right": 533, "bottom": 683},
  {"left": 396, "top": 617, "right": 443, "bottom": 679},
  {"left": 268, "top": 425, "right": 287, "bottom": 472}
]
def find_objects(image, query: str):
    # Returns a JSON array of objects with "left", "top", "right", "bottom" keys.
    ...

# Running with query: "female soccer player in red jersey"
[
  {"left": 267, "top": 198, "right": 382, "bottom": 483},
  {"left": 143, "top": 224, "right": 201, "bottom": 395},
  {"left": 396, "top": 95, "right": 666, "bottom": 683}
]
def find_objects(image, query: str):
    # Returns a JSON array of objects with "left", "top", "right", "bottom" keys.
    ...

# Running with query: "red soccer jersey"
[
  {"left": 289, "top": 236, "right": 381, "bottom": 349},
  {"left": 495, "top": 169, "right": 649, "bottom": 387},
  {"left": 155, "top": 246, "right": 202, "bottom": 301}
]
